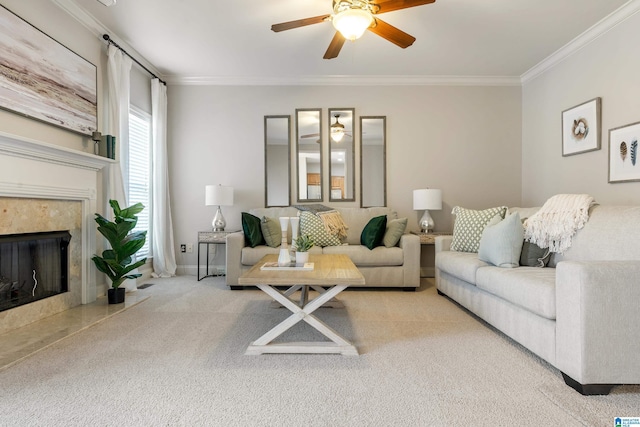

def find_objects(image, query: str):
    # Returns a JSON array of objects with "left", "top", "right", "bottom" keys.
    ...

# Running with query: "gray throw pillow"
[
  {"left": 451, "top": 206, "right": 508, "bottom": 253},
  {"left": 520, "top": 241, "right": 551, "bottom": 267}
]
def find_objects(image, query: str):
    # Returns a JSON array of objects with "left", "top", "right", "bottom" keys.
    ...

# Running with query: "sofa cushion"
[
  {"left": 260, "top": 216, "right": 282, "bottom": 248},
  {"left": 475, "top": 267, "right": 557, "bottom": 320},
  {"left": 478, "top": 213, "right": 524, "bottom": 268},
  {"left": 241, "top": 212, "right": 265, "bottom": 248},
  {"left": 322, "top": 244, "right": 403, "bottom": 266},
  {"left": 383, "top": 218, "right": 407, "bottom": 247},
  {"left": 435, "top": 251, "right": 489, "bottom": 285},
  {"left": 299, "top": 211, "right": 342, "bottom": 247},
  {"left": 451, "top": 206, "right": 508, "bottom": 253},
  {"left": 336, "top": 207, "right": 398, "bottom": 245},
  {"left": 361, "top": 215, "right": 387, "bottom": 250}
]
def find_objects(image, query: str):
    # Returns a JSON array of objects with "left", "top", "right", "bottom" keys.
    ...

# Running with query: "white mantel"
[{"left": 0, "top": 131, "right": 113, "bottom": 308}]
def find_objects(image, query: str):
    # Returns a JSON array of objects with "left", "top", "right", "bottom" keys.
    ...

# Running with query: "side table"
[
  {"left": 411, "top": 231, "right": 452, "bottom": 277},
  {"left": 197, "top": 230, "right": 238, "bottom": 281}
]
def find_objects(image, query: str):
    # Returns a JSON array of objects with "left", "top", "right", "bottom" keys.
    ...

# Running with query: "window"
[{"left": 128, "top": 106, "right": 151, "bottom": 259}]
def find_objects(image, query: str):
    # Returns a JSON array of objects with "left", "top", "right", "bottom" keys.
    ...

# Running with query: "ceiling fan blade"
[
  {"left": 300, "top": 133, "right": 320, "bottom": 138},
  {"left": 271, "top": 15, "right": 330, "bottom": 32},
  {"left": 323, "top": 32, "right": 346, "bottom": 59},
  {"left": 368, "top": 18, "right": 416, "bottom": 48},
  {"left": 373, "top": 0, "right": 435, "bottom": 14}
]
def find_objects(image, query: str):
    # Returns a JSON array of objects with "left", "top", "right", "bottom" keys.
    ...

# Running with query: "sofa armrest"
[
  {"left": 225, "top": 232, "right": 246, "bottom": 287},
  {"left": 556, "top": 260, "right": 640, "bottom": 386},
  {"left": 399, "top": 233, "right": 420, "bottom": 287},
  {"left": 435, "top": 235, "right": 452, "bottom": 253}
]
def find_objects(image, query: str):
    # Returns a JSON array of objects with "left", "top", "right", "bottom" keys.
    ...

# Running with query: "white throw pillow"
[{"left": 478, "top": 212, "right": 524, "bottom": 268}]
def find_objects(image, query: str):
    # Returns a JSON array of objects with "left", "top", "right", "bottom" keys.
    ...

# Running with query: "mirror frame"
[
  {"left": 360, "top": 116, "right": 387, "bottom": 207},
  {"left": 295, "top": 108, "right": 323, "bottom": 203},
  {"left": 328, "top": 108, "right": 356, "bottom": 202},
  {"left": 264, "top": 115, "right": 291, "bottom": 207}
]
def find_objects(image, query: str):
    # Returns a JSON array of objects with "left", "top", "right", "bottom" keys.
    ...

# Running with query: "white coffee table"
[{"left": 238, "top": 254, "right": 365, "bottom": 356}]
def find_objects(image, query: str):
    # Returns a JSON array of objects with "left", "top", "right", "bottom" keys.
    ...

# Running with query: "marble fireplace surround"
[{"left": 0, "top": 131, "right": 113, "bottom": 335}]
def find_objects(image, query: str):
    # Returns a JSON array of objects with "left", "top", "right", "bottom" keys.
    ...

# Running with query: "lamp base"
[
  {"left": 212, "top": 206, "right": 226, "bottom": 231},
  {"left": 419, "top": 210, "right": 435, "bottom": 233}
]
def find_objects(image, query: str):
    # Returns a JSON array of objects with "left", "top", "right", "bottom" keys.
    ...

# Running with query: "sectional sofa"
[
  {"left": 226, "top": 206, "right": 420, "bottom": 290},
  {"left": 435, "top": 205, "right": 640, "bottom": 395}
]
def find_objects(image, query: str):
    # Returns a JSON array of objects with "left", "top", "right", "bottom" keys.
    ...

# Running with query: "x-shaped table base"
[{"left": 245, "top": 284, "right": 358, "bottom": 356}]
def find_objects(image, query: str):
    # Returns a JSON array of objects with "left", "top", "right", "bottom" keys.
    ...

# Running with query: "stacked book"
[{"left": 98, "top": 135, "right": 116, "bottom": 159}]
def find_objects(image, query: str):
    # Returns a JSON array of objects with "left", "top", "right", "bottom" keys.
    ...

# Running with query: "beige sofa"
[
  {"left": 226, "top": 206, "right": 420, "bottom": 290},
  {"left": 435, "top": 205, "right": 640, "bottom": 395}
]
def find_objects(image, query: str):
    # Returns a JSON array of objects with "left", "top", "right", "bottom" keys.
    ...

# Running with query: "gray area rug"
[{"left": 0, "top": 276, "right": 637, "bottom": 426}]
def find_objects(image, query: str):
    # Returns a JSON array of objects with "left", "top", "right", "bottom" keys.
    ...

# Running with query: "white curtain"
[
  {"left": 106, "top": 44, "right": 132, "bottom": 207},
  {"left": 106, "top": 44, "right": 137, "bottom": 291},
  {"left": 151, "top": 79, "right": 177, "bottom": 277}
]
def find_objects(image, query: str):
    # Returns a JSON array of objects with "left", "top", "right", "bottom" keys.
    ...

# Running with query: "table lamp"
[
  {"left": 413, "top": 188, "right": 442, "bottom": 233},
  {"left": 205, "top": 184, "right": 234, "bottom": 231}
]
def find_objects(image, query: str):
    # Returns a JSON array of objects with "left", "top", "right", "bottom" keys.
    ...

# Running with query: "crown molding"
[
  {"left": 521, "top": 0, "right": 640, "bottom": 84},
  {"left": 52, "top": 0, "right": 163, "bottom": 79},
  {"left": 166, "top": 74, "right": 521, "bottom": 87}
]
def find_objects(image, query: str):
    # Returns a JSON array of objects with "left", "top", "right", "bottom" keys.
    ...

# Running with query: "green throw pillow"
[
  {"left": 241, "top": 212, "right": 265, "bottom": 248},
  {"left": 260, "top": 216, "right": 281, "bottom": 248},
  {"left": 451, "top": 205, "right": 508, "bottom": 253},
  {"left": 361, "top": 215, "right": 387, "bottom": 250},
  {"left": 299, "top": 211, "right": 342, "bottom": 247},
  {"left": 478, "top": 213, "right": 524, "bottom": 268},
  {"left": 383, "top": 217, "right": 407, "bottom": 247}
]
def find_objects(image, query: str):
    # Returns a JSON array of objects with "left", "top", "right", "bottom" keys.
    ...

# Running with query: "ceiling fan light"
[
  {"left": 331, "top": 128, "right": 345, "bottom": 142},
  {"left": 332, "top": 9, "right": 373, "bottom": 41}
]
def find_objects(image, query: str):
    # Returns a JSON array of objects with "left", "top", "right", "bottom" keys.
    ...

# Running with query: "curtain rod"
[{"left": 102, "top": 34, "right": 167, "bottom": 86}]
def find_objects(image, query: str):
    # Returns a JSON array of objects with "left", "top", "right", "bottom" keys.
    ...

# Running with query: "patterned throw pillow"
[
  {"left": 299, "top": 211, "right": 342, "bottom": 247},
  {"left": 451, "top": 206, "right": 507, "bottom": 253}
]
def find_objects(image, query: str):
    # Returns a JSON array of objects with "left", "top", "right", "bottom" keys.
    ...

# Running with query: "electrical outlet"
[
  {"left": 180, "top": 244, "right": 186, "bottom": 253},
  {"left": 186, "top": 243, "right": 193, "bottom": 253}
]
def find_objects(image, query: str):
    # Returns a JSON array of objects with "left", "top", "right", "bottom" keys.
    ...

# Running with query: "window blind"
[{"left": 128, "top": 106, "right": 151, "bottom": 259}]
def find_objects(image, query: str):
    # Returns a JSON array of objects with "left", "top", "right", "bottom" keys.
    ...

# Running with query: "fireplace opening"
[{"left": 0, "top": 231, "right": 71, "bottom": 312}]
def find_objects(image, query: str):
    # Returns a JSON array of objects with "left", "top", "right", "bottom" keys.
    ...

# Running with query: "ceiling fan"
[
  {"left": 271, "top": 0, "right": 436, "bottom": 59},
  {"left": 300, "top": 114, "right": 353, "bottom": 143}
]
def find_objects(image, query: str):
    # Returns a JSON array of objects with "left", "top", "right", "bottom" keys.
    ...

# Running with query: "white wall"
[
  {"left": 167, "top": 85, "right": 522, "bottom": 271},
  {"left": 522, "top": 9, "right": 640, "bottom": 206}
]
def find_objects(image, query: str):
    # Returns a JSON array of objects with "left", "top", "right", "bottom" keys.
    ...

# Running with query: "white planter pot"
[{"left": 295, "top": 251, "right": 309, "bottom": 264}]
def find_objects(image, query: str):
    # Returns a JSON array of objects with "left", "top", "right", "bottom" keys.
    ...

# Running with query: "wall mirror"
[
  {"left": 264, "top": 115, "right": 291, "bottom": 207},
  {"left": 328, "top": 108, "right": 355, "bottom": 202},
  {"left": 360, "top": 116, "right": 386, "bottom": 207},
  {"left": 296, "top": 108, "right": 323, "bottom": 202}
]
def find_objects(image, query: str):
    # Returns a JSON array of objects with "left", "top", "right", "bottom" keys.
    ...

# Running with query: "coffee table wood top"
[{"left": 238, "top": 254, "right": 365, "bottom": 286}]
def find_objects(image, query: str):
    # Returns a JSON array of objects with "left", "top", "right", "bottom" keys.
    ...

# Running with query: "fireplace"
[{"left": 0, "top": 231, "right": 71, "bottom": 312}]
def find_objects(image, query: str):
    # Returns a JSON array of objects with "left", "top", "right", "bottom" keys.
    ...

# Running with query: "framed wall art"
[
  {"left": 0, "top": 5, "right": 97, "bottom": 136},
  {"left": 561, "top": 97, "right": 601, "bottom": 156},
  {"left": 608, "top": 121, "right": 640, "bottom": 183}
]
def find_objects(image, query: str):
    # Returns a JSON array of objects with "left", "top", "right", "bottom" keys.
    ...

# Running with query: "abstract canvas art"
[
  {"left": 0, "top": 6, "right": 97, "bottom": 135},
  {"left": 609, "top": 121, "right": 640, "bottom": 183},
  {"left": 561, "top": 97, "right": 601, "bottom": 156}
]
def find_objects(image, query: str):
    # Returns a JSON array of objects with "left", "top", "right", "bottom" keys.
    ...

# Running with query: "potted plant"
[
  {"left": 294, "top": 234, "right": 314, "bottom": 264},
  {"left": 92, "top": 200, "right": 147, "bottom": 304}
]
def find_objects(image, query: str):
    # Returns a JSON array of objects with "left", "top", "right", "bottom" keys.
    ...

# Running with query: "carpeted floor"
[{"left": 0, "top": 276, "right": 637, "bottom": 426}]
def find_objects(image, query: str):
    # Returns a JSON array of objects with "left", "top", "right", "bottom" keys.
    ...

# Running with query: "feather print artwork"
[
  {"left": 620, "top": 141, "right": 627, "bottom": 162},
  {"left": 631, "top": 139, "right": 638, "bottom": 166}
]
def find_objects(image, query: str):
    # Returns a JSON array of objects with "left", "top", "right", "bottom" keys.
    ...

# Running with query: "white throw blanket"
[{"left": 524, "top": 194, "right": 595, "bottom": 254}]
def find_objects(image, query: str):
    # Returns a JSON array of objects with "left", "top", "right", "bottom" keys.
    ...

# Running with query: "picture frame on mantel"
[
  {"left": 0, "top": 5, "right": 97, "bottom": 136},
  {"left": 561, "top": 97, "right": 601, "bottom": 156},
  {"left": 608, "top": 121, "right": 640, "bottom": 183}
]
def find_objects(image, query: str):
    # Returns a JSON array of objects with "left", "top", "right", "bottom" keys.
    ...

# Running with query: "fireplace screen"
[{"left": 0, "top": 231, "right": 71, "bottom": 312}]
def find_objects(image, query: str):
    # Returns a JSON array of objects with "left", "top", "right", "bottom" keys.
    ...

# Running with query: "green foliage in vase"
[
  {"left": 294, "top": 234, "right": 315, "bottom": 252},
  {"left": 92, "top": 200, "right": 147, "bottom": 289}
]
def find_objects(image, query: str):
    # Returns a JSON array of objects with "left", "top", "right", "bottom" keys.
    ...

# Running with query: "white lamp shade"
[
  {"left": 413, "top": 189, "right": 442, "bottom": 210},
  {"left": 205, "top": 185, "right": 234, "bottom": 206}
]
